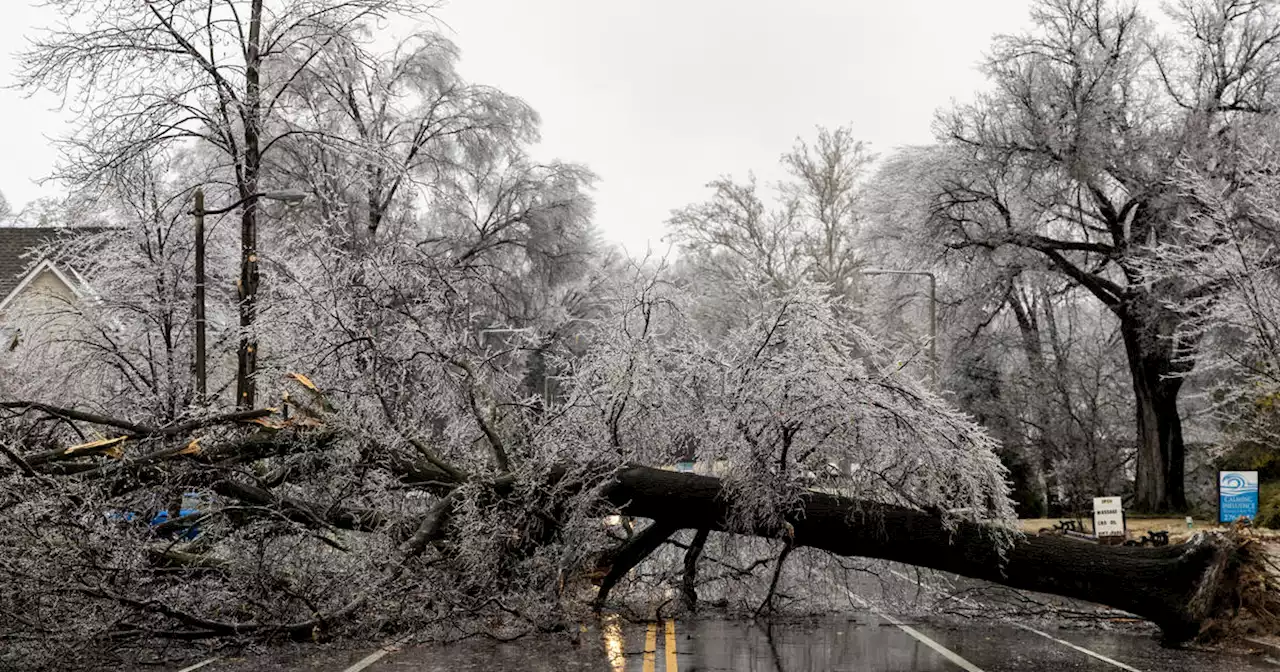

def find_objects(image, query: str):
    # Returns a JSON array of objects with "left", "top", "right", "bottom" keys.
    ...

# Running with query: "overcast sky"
[{"left": 0, "top": 0, "right": 1034, "bottom": 251}]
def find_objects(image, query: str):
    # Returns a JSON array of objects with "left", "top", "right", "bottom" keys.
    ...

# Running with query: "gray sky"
[{"left": 0, "top": 0, "right": 1033, "bottom": 250}]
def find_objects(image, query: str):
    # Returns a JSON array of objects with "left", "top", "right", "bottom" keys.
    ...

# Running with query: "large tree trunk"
[
  {"left": 1008, "top": 285, "right": 1052, "bottom": 516},
  {"left": 603, "top": 466, "right": 1242, "bottom": 643},
  {"left": 3, "top": 413, "right": 1262, "bottom": 645},
  {"left": 1119, "top": 303, "right": 1188, "bottom": 513}
]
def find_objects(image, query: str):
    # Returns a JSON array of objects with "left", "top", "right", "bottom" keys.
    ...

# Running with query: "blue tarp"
[{"left": 105, "top": 492, "right": 210, "bottom": 540}]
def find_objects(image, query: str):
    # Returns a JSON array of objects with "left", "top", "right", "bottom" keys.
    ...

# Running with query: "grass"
[
  {"left": 1019, "top": 516, "right": 1202, "bottom": 535},
  {"left": 1018, "top": 516, "right": 1213, "bottom": 543}
]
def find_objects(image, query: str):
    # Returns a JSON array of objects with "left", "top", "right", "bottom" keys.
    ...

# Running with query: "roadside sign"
[
  {"left": 1092, "top": 497, "right": 1125, "bottom": 538},
  {"left": 1219, "top": 471, "right": 1259, "bottom": 523}
]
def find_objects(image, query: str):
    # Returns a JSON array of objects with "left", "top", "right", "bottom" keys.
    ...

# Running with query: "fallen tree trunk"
[
  {"left": 601, "top": 466, "right": 1260, "bottom": 643},
  {"left": 1, "top": 408, "right": 1266, "bottom": 645}
]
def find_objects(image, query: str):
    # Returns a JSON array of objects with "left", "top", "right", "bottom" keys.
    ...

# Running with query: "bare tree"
[
  {"left": 1151, "top": 131, "right": 1280, "bottom": 466},
  {"left": 866, "top": 150, "right": 1135, "bottom": 516},
  {"left": 667, "top": 125, "right": 873, "bottom": 298},
  {"left": 5, "top": 151, "right": 238, "bottom": 424},
  {"left": 1, "top": 266, "right": 1271, "bottom": 664},
  {"left": 17, "top": 0, "right": 430, "bottom": 409},
  {"left": 270, "top": 31, "right": 542, "bottom": 247},
  {"left": 259, "top": 29, "right": 601, "bottom": 401},
  {"left": 906, "top": 0, "right": 1280, "bottom": 511}
]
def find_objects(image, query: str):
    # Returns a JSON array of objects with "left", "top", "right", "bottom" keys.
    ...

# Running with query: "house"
[{"left": 0, "top": 227, "right": 96, "bottom": 348}]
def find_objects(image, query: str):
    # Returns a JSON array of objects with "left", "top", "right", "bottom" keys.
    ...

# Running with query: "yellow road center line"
[
  {"left": 643, "top": 622, "right": 658, "bottom": 672},
  {"left": 664, "top": 619, "right": 679, "bottom": 672}
]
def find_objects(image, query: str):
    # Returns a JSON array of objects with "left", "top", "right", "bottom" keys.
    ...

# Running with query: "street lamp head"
[
  {"left": 261, "top": 189, "right": 308, "bottom": 205},
  {"left": 191, "top": 188, "right": 310, "bottom": 216}
]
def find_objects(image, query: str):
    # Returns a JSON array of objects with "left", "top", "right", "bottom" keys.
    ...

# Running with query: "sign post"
[
  {"left": 1093, "top": 496, "right": 1126, "bottom": 545},
  {"left": 1219, "top": 471, "right": 1260, "bottom": 523}
]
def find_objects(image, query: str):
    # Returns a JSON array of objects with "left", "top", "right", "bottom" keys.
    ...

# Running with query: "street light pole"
[
  {"left": 191, "top": 188, "right": 307, "bottom": 406},
  {"left": 861, "top": 268, "right": 938, "bottom": 388}
]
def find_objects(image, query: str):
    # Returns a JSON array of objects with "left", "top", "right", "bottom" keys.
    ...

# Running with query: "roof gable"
[
  {"left": 0, "top": 227, "right": 103, "bottom": 301},
  {"left": 0, "top": 258, "right": 86, "bottom": 313}
]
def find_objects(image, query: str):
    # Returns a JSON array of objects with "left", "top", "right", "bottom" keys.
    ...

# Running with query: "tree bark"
[
  {"left": 754, "top": 540, "right": 793, "bottom": 619},
  {"left": 1008, "top": 285, "right": 1051, "bottom": 516},
  {"left": 603, "top": 466, "right": 1241, "bottom": 643},
  {"left": 593, "top": 519, "right": 680, "bottom": 607},
  {"left": 1119, "top": 303, "right": 1189, "bottom": 513},
  {"left": 236, "top": 0, "right": 265, "bottom": 410},
  {"left": 681, "top": 528, "right": 710, "bottom": 612}
]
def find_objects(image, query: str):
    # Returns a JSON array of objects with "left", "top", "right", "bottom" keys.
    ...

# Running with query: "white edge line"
[
  {"left": 1015, "top": 623, "right": 1143, "bottom": 672},
  {"left": 341, "top": 639, "right": 406, "bottom": 672},
  {"left": 846, "top": 591, "right": 986, "bottom": 672},
  {"left": 888, "top": 566, "right": 1151, "bottom": 672},
  {"left": 1247, "top": 637, "right": 1280, "bottom": 654},
  {"left": 1244, "top": 637, "right": 1280, "bottom": 668},
  {"left": 887, "top": 568, "right": 984, "bottom": 610},
  {"left": 893, "top": 619, "right": 987, "bottom": 672},
  {"left": 175, "top": 658, "right": 219, "bottom": 672}
]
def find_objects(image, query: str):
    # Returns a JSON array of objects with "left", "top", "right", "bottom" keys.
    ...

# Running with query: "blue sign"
[{"left": 1220, "top": 471, "right": 1260, "bottom": 523}]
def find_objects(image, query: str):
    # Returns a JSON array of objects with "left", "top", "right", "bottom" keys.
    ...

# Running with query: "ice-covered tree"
[
  {"left": 17, "top": 0, "right": 431, "bottom": 408},
  {"left": 866, "top": 145, "right": 1135, "bottom": 516},
  {"left": 897, "top": 0, "right": 1280, "bottom": 511},
  {"left": 667, "top": 125, "right": 873, "bottom": 297},
  {"left": 1147, "top": 135, "right": 1280, "bottom": 463}
]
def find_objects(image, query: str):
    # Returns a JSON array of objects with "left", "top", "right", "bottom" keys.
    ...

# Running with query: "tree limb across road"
[
  {"left": 1, "top": 407, "right": 1271, "bottom": 646},
  {"left": 601, "top": 465, "right": 1263, "bottom": 644}
]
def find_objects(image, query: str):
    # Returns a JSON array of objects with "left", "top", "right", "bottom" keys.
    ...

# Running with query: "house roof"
[{"left": 0, "top": 227, "right": 102, "bottom": 301}]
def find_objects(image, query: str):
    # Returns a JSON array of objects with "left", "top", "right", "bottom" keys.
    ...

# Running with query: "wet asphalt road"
[
  {"left": 111, "top": 559, "right": 1280, "bottom": 672},
  {"left": 181, "top": 613, "right": 1280, "bottom": 672}
]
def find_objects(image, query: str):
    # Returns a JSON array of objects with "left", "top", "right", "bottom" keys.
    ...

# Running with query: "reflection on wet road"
[
  {"left": 181, "top": 554, "right": 1280, "bottom": 672},
  {"left": 308, "top": 615, "right": 1279, "bottom": 672},
  {"left": 680, "top": 618, "right": 962, "bottom": 671}
]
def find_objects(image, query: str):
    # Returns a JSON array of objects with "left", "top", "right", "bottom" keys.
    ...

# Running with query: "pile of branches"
[
  {"left": 0, "top": 384, "right": 619, "bottom": 669},
  {"left": 3, "top": 385, "right": 1278, "bottom": 670}
]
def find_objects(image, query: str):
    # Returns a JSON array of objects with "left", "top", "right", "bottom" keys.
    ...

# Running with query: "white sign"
[{"left": 1093, "top": 496, "right": 1126, "bottom": 538}]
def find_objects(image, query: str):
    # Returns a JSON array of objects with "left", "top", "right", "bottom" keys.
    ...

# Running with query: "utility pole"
[
  {"left": 191, "top": 188, "right": 307, "bottom": 406},
  {"left": 861, "top": 269, "right": 938, "bottom": 388}
]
